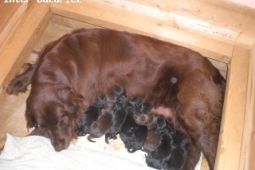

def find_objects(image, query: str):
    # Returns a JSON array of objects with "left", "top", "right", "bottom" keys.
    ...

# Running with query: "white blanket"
[{"left": 0, "top": 134, "right": 202, "bottom": 170}]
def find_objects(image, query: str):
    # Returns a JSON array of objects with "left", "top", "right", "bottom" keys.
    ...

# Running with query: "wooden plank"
[
  {"left": 0, "top": 3, "right": 29, "bottom": 48},
  {"left": 127, "top": 0, "right": 255, "bottom": 48},
  {"left": 215, "top": 47, "right": 250, "bottom": 170},
  {"left": 247, "top": 46, "right": 255, "bottom": 170},
  {"left": 50, "top": 14, "right": 102, "bottom": 30},
  {"left": 34, "top": 15, "right": 101, "bottom": 52},
  {"left": 0, "top": 2, "right": 20, "bottom": 33},
  {"left": 238, "top": 46, "right": 255, "bottom": 170},
  {"left": 50, "top": 1, "right": 232, "bottom": 62},
  {"left": 0, "top": 3, "right": 50, "bottom": 87},
  {"left": 250, "top": 133, "right": 255, "bottom": 170}
]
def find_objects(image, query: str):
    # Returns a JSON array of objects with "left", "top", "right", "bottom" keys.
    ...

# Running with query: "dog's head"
[{"left": 27, "top": 85, "right": 87, "bottom": 151}]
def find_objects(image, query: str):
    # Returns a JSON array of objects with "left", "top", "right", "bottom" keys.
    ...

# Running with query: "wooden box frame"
[{"left": 0, "top": 1, "right": 254, "bottom": 170}]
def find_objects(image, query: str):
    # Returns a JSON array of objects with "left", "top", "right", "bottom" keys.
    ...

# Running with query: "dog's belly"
[{"left": 151, "top": 106, "right": 174, "bottom": 118}]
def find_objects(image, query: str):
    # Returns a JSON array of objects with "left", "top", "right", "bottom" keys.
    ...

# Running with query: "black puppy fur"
[
  {"left": 126, "top": 97, "right": 151, "bottom": 116},
  {"left": 87, "top": 90, "right": 117, "bottom": 141},
  {"left": 145, "top": 134, "right": 173, "bottom": 169},
  {"left": 146, "top": 117, "right": 189, "bottom": 170},
  {"left": 118, "top": 98, "right": 150, "bottom": 153},
  {"left": 79, "top": 87, "right": 129, "bottom": 143},
  {"left": 77, "top": 96, "right": 105, "bottom": 136},
  {"left": 119, "top": 112, "right": 148, "bottom": 153},
  {"left": 105, "top": 87, "right": 128, "bottom": 143}
]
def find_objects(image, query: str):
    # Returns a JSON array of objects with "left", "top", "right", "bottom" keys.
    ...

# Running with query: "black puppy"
[
  {"left": 77, "top": 96, "right": 106, "bottom": 136},
  {"left": 127, "top": 97, "right": 151, "bottom": 117},
  {"left": 78, "top": 87, "right": 129, "bottom": 142},
  {"left": 105, "top": 87, "right": 128, "bottom": 143},
  {"left": 145, "top": 134, "right": 173, "bottom": 169},
  {"left": 134, "top": 113, "right": 161, "bottom": 152},
  {"left": 87, "top": 90, "right": 117, "bottom": 142},
  {"left": 146, "top": 117, "right": 189, "bottom": 170},
  {"left": 119, "top": 113, "right": 148, "bottom": 153},
  {"left": 118, "top": 98, "right": 150, "bottom": 153},
  {"left": 163, "top": 133, "right": 189, "bottom": 170}
]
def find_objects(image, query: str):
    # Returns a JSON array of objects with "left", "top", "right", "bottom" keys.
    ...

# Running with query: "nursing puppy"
[
  {"left": 145, "top": 134, "right": 172, "bottom": 170},
  {"left": 146, "top": 117, "right": 189, "bottom": 170},
  {"left": 77, "top": 96, "right": 106, "bottom": 136},
  {"left": 134, "top": 113, "right": 161, "bottom": 152},
  {"left": 119, "top": 112, "right": 148, "bottom": 153},
  {"left": 87, "top": 111, "right": 112, "bottom": 142},
  {"left": 7, "top": 28, "right": 225, "bottom": 169},
  {"left": 126, "top": 97, "right": 151, "bottom": 117},
  {"left": 159, "top": 117, "right": 189, "bottom": 170},
  {"left": 88, "top": 87, "right": 129, "bottom": 142},
  {"left": 87, "top": 90, "right": 117, "bottom": 141},
  {"left": 105, "top": 87, "right": 128, "bottom": 143}
]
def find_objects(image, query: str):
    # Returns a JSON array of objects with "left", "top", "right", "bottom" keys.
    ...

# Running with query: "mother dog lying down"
[{"left": 6, "top": 28, "right": 225, "bottom": 169}]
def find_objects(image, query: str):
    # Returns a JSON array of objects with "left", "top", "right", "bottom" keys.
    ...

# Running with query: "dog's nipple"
[{"left": 170, "top": 77, "right": 177, "bottom": 84}]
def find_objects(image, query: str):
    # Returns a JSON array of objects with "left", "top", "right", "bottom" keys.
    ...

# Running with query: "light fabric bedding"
[{"left": 0, "top": 134, "right": 202, "bottom": 170}]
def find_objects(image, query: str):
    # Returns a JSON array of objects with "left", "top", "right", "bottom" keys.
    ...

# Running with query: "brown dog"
[{"left": 6, "top": 28, "right": 225, "bottom": 169}]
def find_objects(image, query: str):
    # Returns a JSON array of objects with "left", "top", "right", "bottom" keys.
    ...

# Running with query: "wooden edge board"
[
  {"left": 0, "top": 3, "right": 51, "bottom": 87},
  {"left": 0, "top": 4, "right": 28, "bottom": 48},
  {"left": 247, "top": 45, "right": 255, "bottom": 170},
  {"left": 237, "top": 46, "right": 254, "bottom": 170},
  {"left": 126, "top": 0, "right": 255, "bottom": 49},
  {"left": 215, "top": 47, "right": 250, "bottom": 170}
]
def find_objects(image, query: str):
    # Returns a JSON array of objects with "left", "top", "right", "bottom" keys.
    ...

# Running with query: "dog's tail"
[
  {"left": 5, "top": 38, "right": 60, "bottom": 95},
  {"left": 6, "top": 63, "right": 37, "bottom": 95}
]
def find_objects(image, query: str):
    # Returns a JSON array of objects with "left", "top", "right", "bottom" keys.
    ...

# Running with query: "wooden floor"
[{"left": 0, "top": 15, "right": 227, "bottom": 169}]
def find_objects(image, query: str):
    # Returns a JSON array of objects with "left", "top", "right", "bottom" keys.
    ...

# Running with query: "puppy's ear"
[{"left": 6, "top": 63, "right": 36, "bottom": 95}]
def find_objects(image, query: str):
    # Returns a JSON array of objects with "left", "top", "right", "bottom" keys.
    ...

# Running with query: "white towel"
[{"left": 0, "top": 134, "right": 202, "bottom": 170}]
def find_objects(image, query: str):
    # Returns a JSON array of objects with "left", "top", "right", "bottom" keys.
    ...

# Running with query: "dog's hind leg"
[{"left": 183, "top": 143, "right": 201, "bottom": 170}]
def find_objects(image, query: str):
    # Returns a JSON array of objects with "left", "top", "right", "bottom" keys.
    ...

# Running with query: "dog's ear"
[
  {"left": 26, "top": 116, "right": 35, "bottom": 129},
  {"left": 6, "top": 63, "right": 36, "bottom": 95},
  {"left": 25, "top": 108, "right": 37, "bottom": 130},
  {"left": 69, "top": 92, "right": 88, "bottom": 115},
  {"left": 57, "top": 87, "right": 88, "bottom": 115}
]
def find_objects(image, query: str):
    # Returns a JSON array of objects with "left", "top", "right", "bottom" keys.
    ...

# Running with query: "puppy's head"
[
  {"left": 126, "top": 98, "right": 151, "bottom": 116},
  {"left": 26, "top": 85, "right": 87, "bottom": 151},
  {"left": 133, "top": 113, "right": 158, "bottom": 128},
  {"left": 88, "top": 112, "right": 112, "bottom": 139},
  {"left": 77, "top": 106, "right": 100, "bottom": 136},
  {"left": 120, "top": 115, "right": 148, "bottom": 153},
  {"left": 145, "top": 134, "right": 173, "bottom": 169}
]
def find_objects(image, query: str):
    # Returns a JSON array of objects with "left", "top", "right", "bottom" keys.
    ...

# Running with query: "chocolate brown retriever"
[{"left": 6, "top": 28, "right": 225, "bottom": 169}]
